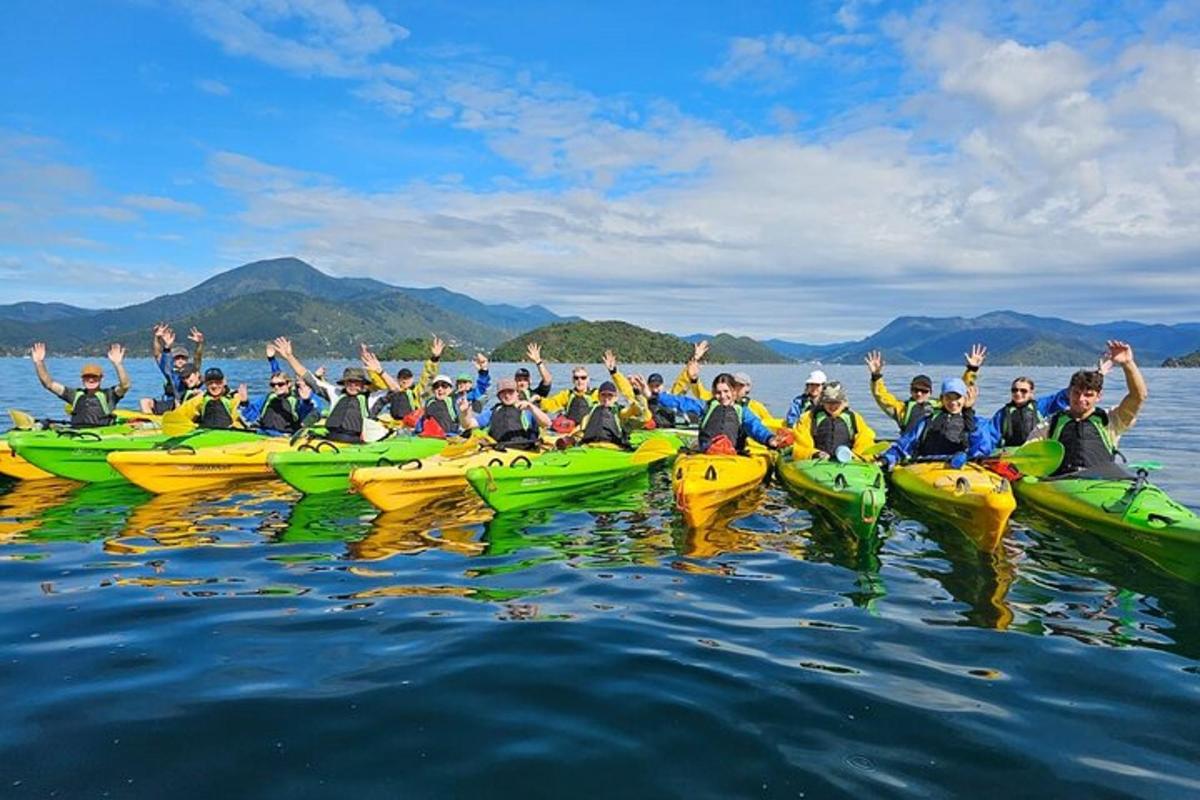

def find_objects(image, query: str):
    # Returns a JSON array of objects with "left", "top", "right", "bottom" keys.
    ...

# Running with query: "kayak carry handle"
[
  {"left": 167, "top": 444, "right": 197, "bottom": 455},
  {"left": 297, "top": 440, "right": 341, "bottom": 454},
  {"left": 400, "top": 459, "right": 423, "bottom": 470},
  {"left": 487, "top": 457, "right": 505, "bottom": 467},
  {"left": 704, "top": 465, "right": 717, "bottom": 481},
  {"left": 57, "top": 430, "right": 102, "bottom": 441},
  {"left": 511, "top": 455, "right": 533, "bottom": 468}
]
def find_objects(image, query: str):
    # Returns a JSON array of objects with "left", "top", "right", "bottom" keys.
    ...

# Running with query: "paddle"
[
  {"left": 980, "top": 440, "right": 1064, "bottom": 479},
  {"left": 630, "top": 434, "right": 680, "bottom": 465},
  {"left": 8, "top": 409, "right": 37, "bottom": 430},
  {"left": 160, "top": 407, "right": 198, "bottom": 437}
]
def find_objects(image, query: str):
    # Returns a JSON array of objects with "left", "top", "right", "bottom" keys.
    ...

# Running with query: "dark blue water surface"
[{"left": 1, "top": 357, "right": 1198, "bottom": 798}]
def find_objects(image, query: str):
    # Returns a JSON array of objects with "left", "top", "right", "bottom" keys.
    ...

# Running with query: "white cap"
[
  {"left": 431, "top": 374, "right": 453, "bottom": 387},
  {"left": 805, "top": 370, "right": 828, "bottom": 385}
]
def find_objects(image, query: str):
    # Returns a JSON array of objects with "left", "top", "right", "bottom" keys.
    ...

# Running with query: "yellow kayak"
[
  {"left": 107, "top": 436, "right": 292, "bottom": 494},
  {"left": 0, "top": 438, "right": 55, "bottom": 480},
  {"left": 351, "top": 445, "right": 541, "bottom": 513},
  {"left": 889, "top": 461, "right": 1016, "bottom": 550},
  {"left": 672, "top": 449, "right": 771, "bottom": 528}
]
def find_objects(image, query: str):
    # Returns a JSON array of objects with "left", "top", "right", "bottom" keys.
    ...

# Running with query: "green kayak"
[
  {"left": 775, "top": 452, "right": 886, "bottom": 538},
  {"left": 9, "top": 428, "right": 261, "bottom": 484},
  {"left": 465, "top": 436, "right": 681, "bottom": 513},
  {"left": 1015, "top": 471, "right": 1200, "bottom": 583},
  {"left": 267, "top": 436, "right": 448, "bottom": 495}
]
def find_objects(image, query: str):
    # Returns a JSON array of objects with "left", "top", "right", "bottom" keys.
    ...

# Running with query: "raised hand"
[
  {"left": 864, "top": 350, "right": 883, "bottom": 375},
  {"left": 236, "top": 383, "right": 249, "bottom": 404},
  {"left": 265, "top": 342, "right": 276, "bottom": 359},
  {"left": 457, "top": 397, "right": 471, "bottom": 415},
  {"left": 30, "top": 342, "right": 46, "bottom": 363},
  {"left": 1106, "top": 340, "right": 1134, "bottom": 365},
  {"left": 107, "top": 343, "right": 125, "bottom": 364},
  {"left": 297, "top": 380, "right": 312, "bottom": 400},
  {"left": 628, "top": 374, "right": 646, "bottom": 394},
  {"left": 430, "top": 335, "right": 445, "bottom": 358},
  {"left": 1097, "top": 355, "right": 1114, "bottom": 375},
  {"left": 602, "top": 349, "right": 617, "bottom": 372},
  {"left": 314, "top": 365, "right": 326, "bottom": 380},
  {"left": 361, "top": 349, "right": 383, "bottom": 374},
  {"left": 188, "top": 327, "right": 204, "bottom": 344},
  {"left": 161, "top": 327, "right": 176, "bottom": 349},
  {"left": 525, "top": 342, "right": 542, "bottom": 363},
  {"left": 965, "top": 343, "right": 987, "bottom": 369},
  {"left": 271, "top": 337, "right": 293, "bottom": 357},
  {"left": 473, "top": 352, "right": 489, "bottom": 372},
  {"left": 153, "top": 323, "right": 167, "bottom": 339},
  {"left": 692, "top": 340, "right": 709, "bottom": 362}
]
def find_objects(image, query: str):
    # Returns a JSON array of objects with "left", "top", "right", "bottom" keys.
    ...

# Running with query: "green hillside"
[
  {"left": 706, "top": 333, "right": 793, "bottom": 364},
  {"left": 491, "top": 321, "right": 692, "bottom": 363},
  {"left": 1163, "top": 350, "right": 1200, "bottom": 367}
]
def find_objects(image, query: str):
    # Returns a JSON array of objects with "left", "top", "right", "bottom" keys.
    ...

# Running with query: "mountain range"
[{"left": 2, "top": 259, "right": 1198, "bottom": 364}]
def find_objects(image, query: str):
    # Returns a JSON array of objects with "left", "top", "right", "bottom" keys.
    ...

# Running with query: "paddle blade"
[
  {"left": 864, "top": 441, "right": 891, "bottom": 458},
  {"left": 987, "top": 439, "right": 1064, "bottom": 478},
  {"left": 160, "top": 407, "right": 197, "bottom": 436},
  {"left": 8, "top": 409, "right": 37, "bottom": 430},
  {"left": 631, "top": 435, "right": 679, "bottom": 465}
]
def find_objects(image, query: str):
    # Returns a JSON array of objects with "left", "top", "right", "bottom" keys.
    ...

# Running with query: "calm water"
[{"left": 1, "top": 357, "right": 1198, "bottom": 798}]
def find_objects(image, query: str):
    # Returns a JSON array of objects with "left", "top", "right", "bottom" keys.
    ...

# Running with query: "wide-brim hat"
[{"left": 337, "top": 367, "right": 370, "bottom": 385}]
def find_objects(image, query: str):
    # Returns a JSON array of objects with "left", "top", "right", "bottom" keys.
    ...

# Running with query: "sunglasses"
[
  {"left": 270, "top": 381, "right": 290, "bottom": 387},
  {"left": 1011, "top": 387, "right": 1031, "bottom": 394},
  {"left": 82, "top": 375, "right": 101, "bottom": 381},
  {"left": 572, "top": 375, "right": 588, "bottom": 381},
  {"left": 911, "top": 387, "right": 931, "bottom": 395}
]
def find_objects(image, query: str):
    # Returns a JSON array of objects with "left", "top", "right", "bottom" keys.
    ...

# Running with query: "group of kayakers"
[{"left": 26, "top": 324, "right": 1148, "bottom": 478}]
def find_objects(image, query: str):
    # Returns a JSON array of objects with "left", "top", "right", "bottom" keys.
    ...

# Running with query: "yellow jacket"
[
  {"left": 871, "top": 367, "right": 976, "bottom": 430},
  {"left": 176, "top": 392, "right": 246, "bottom": 429},
  {"left": 542, "top": 371, "right": 634, "bottom": 414},
  {"left": 790, "top": 408, "right": 876, "bottom": 459},
  {"left": 370, "top": 358, "right": 436, "bottom": 400}
]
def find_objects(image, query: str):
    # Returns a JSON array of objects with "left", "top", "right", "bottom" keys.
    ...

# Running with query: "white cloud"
[
  {"left": 184, "top": 0, "right": 411, "bottom": 80},
  {"left": 195, "top": 77, "right": 231, "bottom": 95},
  {"left": 706, "top": 34, "right": 823, "bottom": 88},
  {"left": 353, "top": 80, "right": 414, "bottom": 115},
  {"left": 122, "top": 194, "right": 205, "bottom": 216}
]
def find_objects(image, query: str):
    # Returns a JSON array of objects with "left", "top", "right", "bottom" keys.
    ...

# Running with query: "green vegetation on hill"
[
  {"left": 706, "top": 333, "right": 793, "bottom": 364},
  {"left": 1163, "top": 350, "right": 1200, "bottom": 367},
  {"left": 491, "top": 321, "right": 693, "bottom": 363}
]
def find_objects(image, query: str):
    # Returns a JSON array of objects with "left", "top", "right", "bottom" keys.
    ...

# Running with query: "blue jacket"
[
  {"left": 987, "top": 388, "right": 1069, "bottom": 450},
  {"left": 784, "top": 394, "right": 816, "bottom": 427},
  {"left": 157, "top": 350, "right": 185, "bottom": 401},
  {"left": 241, "top": 392, "right": 317, "bottom": 433},
  {"left": 455, "top": 370, "right": 490, "bottom": 406},
  {"left": 882, "top": 410, "right": 992, "bottom": 468},
  {"left": 655, "top": 392, "right": 775, "bottom": 448}
]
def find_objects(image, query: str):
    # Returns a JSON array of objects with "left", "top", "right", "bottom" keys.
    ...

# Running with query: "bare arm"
[
  {"left": 362, "top": 345, "right": 400, "bottom": 392},
  {"left": 272, "top": 337, "right": 309, "bottom": 378},
  {"left": 1108, "top": 340, "right": 1148, "bottom": 424},
  {"left": 527, "top": 342, "right": 552, "bottom": 386},
  {"left": 30, "top": 342, "right": 65, "bottom": 396},
  {"left": 519, "top": 399, "right": 552, "bottom": 428},
  {"left": 109, "top": 343, "right": 131, "bottom": 396}
]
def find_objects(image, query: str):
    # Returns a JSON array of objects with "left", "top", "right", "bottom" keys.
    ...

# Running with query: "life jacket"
[
  {"left": 916, "top": 410, "right": 974, "bottom": 457},
  {"left": 423, "top": 396, "right": 461, "bottom": 436},
  {"left": 580, "top": 405, "right": 626, "bottom": 446},
  {"left": 999, "top": 402, "right": 1041, "bottom": 448},
  {"left": 811, "top": 409, "right": 857, "bottom": 454},
  {"left": 900, "top": 399, "right": 932, "bottom": 434},
  {"left": 387, "top": 388, "right": 419, "bottom": 419},
  {"left": 699, "top": 401, "right": 744, "bottom": 454},
  {"left": 647, "top": 395, "right": 676, "bottom": 429},
  {"left": 67, "top": 389, "right": 114, "bottom": 428},
  {"left": 487, "top": 403, "right": 538, "bottom": 448},
  {"left": 1048, "top": 409, "right": 1115, "bottom": 475},
  {"left": 259, "top": 394, "right": 302, "bottom": 433},
  {"left": 326, "top": 393, "right": 370, "bottom": 442},
  {"left": 565, "top": 393, "right": 596, "bottom": 424},
  {"left": 198, "top": 395, "right": 238, "bottom": 429}
]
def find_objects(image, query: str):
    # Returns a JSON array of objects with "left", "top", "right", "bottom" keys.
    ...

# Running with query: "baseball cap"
[
  {"left": 396, "top": 367, "right": 413, "bottom": 380},
  {"left": 80, "top": 363, "right": 104, "bottom": 379},
  {"left": 431, "top": 374, "right": 453, "bottom": 388},
  {"left": 732, "top": 371, "right": 752, "bottom": 387},
  {"left": 204, "top": 367, "right": 225, "bottom": 382},
  {"left": 805, "top": 370, "right": 827, "bottom": 385},
  {"left": 455, "top": 372, "right": 473, "bottom": 383},
  {"left": 911, "top": 374, "right": 933, "bottom": 391},
  {"left": 647, "top": 372, "right": 664, "bottom": 386},
  {"left": 820, "top": 381, "right": 847, "bottom": 404},
  {"left": 598, "top": 381, "right": 618, "bottom": 395},
  {"left": 497, "top": 377, "right": 518, "bottom": 393},
  {"left": 941, "top": 377, "right": 968, "bottom": 397},
  {"left": 514, "top": 367, "right": 531, "bottom": 379}
]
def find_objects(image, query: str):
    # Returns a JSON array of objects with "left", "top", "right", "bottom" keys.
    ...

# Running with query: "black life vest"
[
  {"left": 581, "top": 405, "right": 627, "bottom": 446},
  {"left": 699, "top": 401, "right": 744, "bottom": 453},
  {"left": 999, "top": 402, "right": 1041, "bottom": 448},
  {"left": 916, "top": 410, "right": 974, "bottom": 457},
  {"left": 198, "top": 395, "right": 238, "bottom": 429},
  {"left": 68, "top": 389, "right": 114, "bottom": 428},
  {"left": 423, "top": 396, "right": 461, "bottom": 435},
  {"left": 386, "top": 388, "right": 418, "bottom": 419},
  {"left": 566, "top": 393, "right": 596, "bottom": 424},
  {"left": 647, "top": 395, "right": 676, "bottom": 428},
  {"left": 900, "top": 399, "right": 932, "bottom": 434},
  {"left": 811, "top": 409, "right": 857, "bottom": 454},
  {"left": 326, "top": 393, "right": 370, "bottom": 442},
  {"left": 1048, "top": 409, "right": 1115, "bottom": 475},
  {"left": 259, "top": 394, "right": 301, "bottom": 433},
  {"left": 487, "top": 404, "right": 538, "bottom": 448}
]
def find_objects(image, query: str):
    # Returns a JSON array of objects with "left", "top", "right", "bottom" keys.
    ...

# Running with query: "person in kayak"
[
  {"left": 987, "top": 376, "right": 1071, "bottom": 449},
  {"left": 1025, "top": 341, "right": 1147, "bottom": 475},
  {"left": 176, "top": 367, "right": 249, "bottom": 429},
  {"left": 241, "top": 371, "right": 317, "bottom": 435},
  {"left": 785, "top": 370, "right": 827, "bottom": 427},
  {"left": 866, "top": 344, "right": 986, "bottom": 434},
  {"left": 516, "top": 342, "right": 552, "bottom": 401},
  {"left": 541, "top": 350, "right": 634, "bottom": 427},
  {"left": 879, "top": 377, "right": 990, "bottom": 468},
  {"left": 790, "top": 381, "right": 877, "bottom": 460},
  {"left": 30, "top": 341, "right": 131, "bottom": 428},
  {"left": 454, "top": 353, "right": 491, "bottom": 413},
  {"left": 370, "top": 367, "right": 422, "bottom": 425},
  {"left": 271, "top": 338, "right": 388, "bottom": 443},
  {"left": 469, "top": 377, "right": 551, "bottom": 449},
  {"left": 575, "top": 381, "right": 633, "bottom": 447},
  {"left": 629, "top": 372, "right": 680, "bottom": 430},
  {"left": 633, "top": 373, "right": 789, "bottom": 454},
  {"left": 676, "top": 341, "right": 781, "bottom": 426},
  {"left": 417, "top": 374, "right": 475, "bottom": 438},
  {"left": 139, "top": 324, "right": 204, "bottom": 413}
]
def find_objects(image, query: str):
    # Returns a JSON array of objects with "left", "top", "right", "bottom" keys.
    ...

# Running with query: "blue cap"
[
  {"left": 598, "top": 381, "right": 618, "bottom": 395},
  {"left": 941, "top": 377, "right": 967, "bottom": 397}
]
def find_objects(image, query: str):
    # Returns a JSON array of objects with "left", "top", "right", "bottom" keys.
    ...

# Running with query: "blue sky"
[{"left": 2, "top": 0, "right": 1199, "bottom": 342}]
